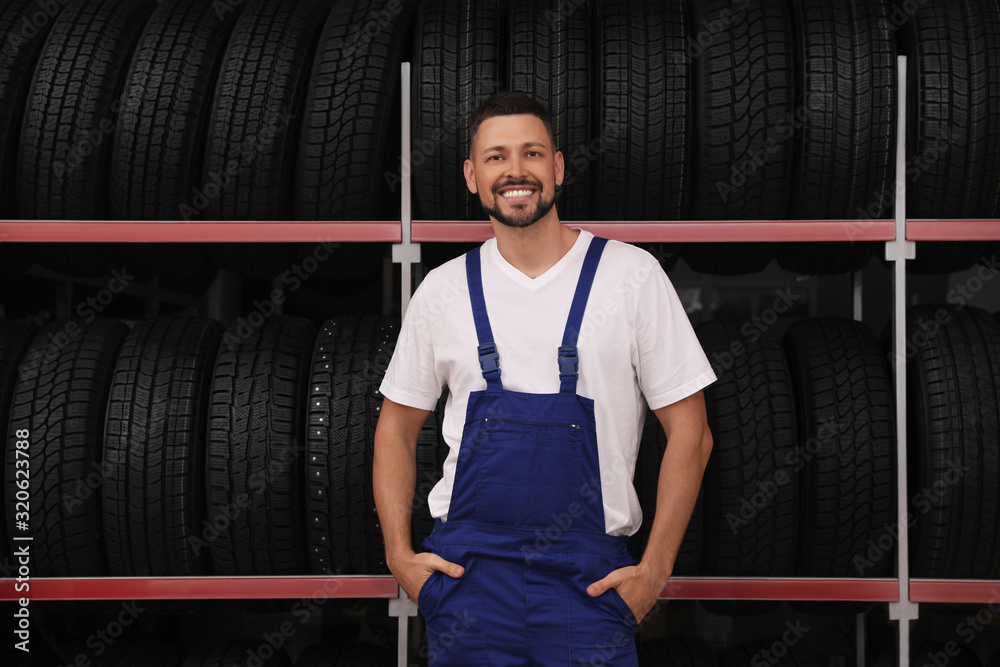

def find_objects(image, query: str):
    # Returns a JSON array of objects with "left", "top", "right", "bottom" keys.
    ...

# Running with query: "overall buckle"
[
  {"left": 478, "top": 342, "right": 500, "bottom": 375},
  {"left": 558, "top": 345, "right": 578, "bottom": 377}
]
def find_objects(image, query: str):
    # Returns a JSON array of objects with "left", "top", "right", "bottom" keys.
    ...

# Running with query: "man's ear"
[
  {"left": 464, "top": 158, "right": 478, "bottom": 194},
  {"left": 554, "top": 150, "right": 565, "bottom": 187}
]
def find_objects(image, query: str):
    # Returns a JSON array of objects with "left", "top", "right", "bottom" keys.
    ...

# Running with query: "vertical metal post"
[
  {"left": 392, "top": 61, "right": 421, "bottom": 318},
  {"left": 387, "top": 61, "right": 420, "bottom": 667},
  {"left": 885, "top": 55, "right": 919, "bottom": 666}
]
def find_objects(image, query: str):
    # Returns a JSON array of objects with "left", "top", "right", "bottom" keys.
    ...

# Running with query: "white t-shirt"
[{"left": 379, "top": 229, "right": 716, "bottom": 536}]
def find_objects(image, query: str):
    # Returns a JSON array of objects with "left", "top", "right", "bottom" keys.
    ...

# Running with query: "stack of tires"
[
  {"left": 0, "top": 314, "right": 448, "bottom": 577},
  {"left": 2, "top": 0, "right": 998, "bottom": 277}
]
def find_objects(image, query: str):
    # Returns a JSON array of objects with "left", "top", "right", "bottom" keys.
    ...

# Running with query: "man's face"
[{"left": 463, "top": 114, "right": 564, "bottom": 228}]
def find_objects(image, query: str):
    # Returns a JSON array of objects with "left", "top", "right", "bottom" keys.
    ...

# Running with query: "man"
[{"left": 373, "top": 92, "right": 715, "bottom": 665}]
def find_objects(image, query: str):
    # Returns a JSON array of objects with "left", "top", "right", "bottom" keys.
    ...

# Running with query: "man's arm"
[
  {"left": 640, "top": 390, "right": 713, "bottom": 584},
  {"left": 586, "top": 390, "right": 712, "bottom": 620},
  {"left": 373, "top": 396, "right": 464, "bottom": 605}
]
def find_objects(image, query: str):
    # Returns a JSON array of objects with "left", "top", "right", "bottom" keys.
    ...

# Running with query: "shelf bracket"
[{"left": 388, "top": 584, "right": 418, "bottom": 667}]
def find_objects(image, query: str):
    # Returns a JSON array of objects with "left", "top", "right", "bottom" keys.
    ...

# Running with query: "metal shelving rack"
[{"left": 0, "top": 57, "right": 998, "bottom": 667}]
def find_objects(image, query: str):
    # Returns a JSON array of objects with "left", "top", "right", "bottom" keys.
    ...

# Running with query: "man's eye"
[{"left": 487, "top": 155, "right": 502, "bottom": 161}]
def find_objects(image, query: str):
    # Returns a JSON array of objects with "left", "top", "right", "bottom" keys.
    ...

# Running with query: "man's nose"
[{"left": 504, "top": 155, "right": 526, "bottom": 179}]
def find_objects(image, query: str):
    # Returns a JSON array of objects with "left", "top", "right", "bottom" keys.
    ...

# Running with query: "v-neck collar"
[{"left": 487, "top": 228, "right": 592, "bottom": 290}]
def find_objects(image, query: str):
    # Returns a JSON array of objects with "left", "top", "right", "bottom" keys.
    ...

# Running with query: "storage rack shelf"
[
  {"left": 0, "top": 576, "right": 400, "bottom": 601},
  {"left": 1, "top": 58, "right": 999, "bottom": 667},
  {"left": 0, "top": 220, "right": 403, "bottom": 242},
  {"left": 0, "top": 577, "right": 900, "bottom": 602}
]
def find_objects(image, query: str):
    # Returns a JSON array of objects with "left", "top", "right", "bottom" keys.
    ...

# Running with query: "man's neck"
[{"left": 491, "top": 213, "right": 581, "bottom": 279}]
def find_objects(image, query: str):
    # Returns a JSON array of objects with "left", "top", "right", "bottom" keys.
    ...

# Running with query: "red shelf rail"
[
  {"left": 909, "top": 580, "right": 1000, "bottom": 604},
  {"left": 0, "top": 576, "right": 899, "bottom": 602},
  {"left": 0, "top": 221, "right": 402, "bottom": 243},
  {"left": 0, "top": 576, "right": 399, "bottom": 601},
  {"left": 906, "top": 219, "right": 1000, "bottom": 241},
  {"left": 412, "top": 220, "right": 897, "bottom": 243},
  {"left": 660, "top": 577, "right": 899, "bottom": 602}
]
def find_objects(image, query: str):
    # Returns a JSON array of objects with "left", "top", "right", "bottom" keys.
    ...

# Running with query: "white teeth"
[{"left": 501, "top": 189, "right": 533, "bottom": 198}]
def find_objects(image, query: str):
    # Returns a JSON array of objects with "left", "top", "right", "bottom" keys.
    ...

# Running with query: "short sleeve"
[
  {"left": 634, "top": 258, "right": 716, "bottom": 410},
  {"left": 378, "top": 281, "right": 444, "bottom": 411}
]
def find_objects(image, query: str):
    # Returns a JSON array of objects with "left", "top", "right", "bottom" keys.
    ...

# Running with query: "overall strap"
[
  {"left": 466, "top": 246, "right": 502, "bottom": 392},
  {"left": 559, "top": 236, "right": 609, "bottom": 394}
]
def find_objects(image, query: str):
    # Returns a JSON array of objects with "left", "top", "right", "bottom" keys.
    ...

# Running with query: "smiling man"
[{"left": 373, "top": 92, "right": 716, "bottom": 665}]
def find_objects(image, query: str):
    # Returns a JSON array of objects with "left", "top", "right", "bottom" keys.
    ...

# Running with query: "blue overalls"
[{"left": 418, "top": 236, "right": 640, "bottom": 666}]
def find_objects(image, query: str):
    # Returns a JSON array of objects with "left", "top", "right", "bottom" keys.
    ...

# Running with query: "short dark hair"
[{"left": 468, "top": 92, "right": 554, "bottom": 157}]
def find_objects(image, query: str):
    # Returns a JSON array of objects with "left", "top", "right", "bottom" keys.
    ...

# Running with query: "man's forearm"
[
  {"left": 373, "top": 432, "right": 419, "bottom": 565},
  {"left": 639, "top": 423, "right": 712, "bottom": 583}
]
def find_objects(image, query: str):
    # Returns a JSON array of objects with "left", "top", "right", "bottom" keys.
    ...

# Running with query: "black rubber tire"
[
  {"left": 110, "top": 0, "right": 243, "bottom": 220},
  {"left": 0, "top": 0, "right": 69, "bottom": 219},
  {"left": 412, "top": 389, "right": 449, "bottom": 553},
  {"left": 899, "top": 0, "right": 1000, "bottom": 273},
  {"left": 592, "top": 0, "right": 690, "bottom": 222},
  {"left": 684, "top": 0, "right": 793, "bottom": 275},
  {"left": 905, "top": 305, "right": 1000, "bottom": 579},
  {"left": 205, "top": 0, "right": 331, "bottom": 221},
  {"left": 629, "top": 406, "right": 703, "bottom": 576},
  {"left": 695, "top": 319, "right": 798, "bottom": 577},
  {"left": 102, "top": 317, "right": 224, "bottom": 576},
  {"left": 294, "top": 0, "right": 414, "bottom": 222},
  {"left": 16, "top": 0, "right": 155, "bottom": 220},
  {"left": 987, "top": 649, "right": 1000, "bottom": 667},
  {"left": 306, "top": 316, "right": 398, "bottom": 575},
  {"left": 691, "top": 0, "right": 794, "bottom": 218},
  {"left": 182, "top": 642, "right": 291, "bottom": 667},
  {"left": 0, "top": 322, "right": 35, "bottom": 563},
  {"left": 784, "top": 318, "right": 895, "bottom": 578},
  {"left": 4, "top": 317, "right": 128, "bottom": 576},
  {"left": 506, "top": 0, "right": 591, "bottom": 221},
  {"left": 207, "top": 315, "right": 316, "bottom": 575},
  {"left": 411, "top": 0, "right": 502, "bottom": 221},
  {"left": 207, "top": 244, "right": 299, "bottom": 280},
  {"left": 913, "top": 644, "right": 982, "bottom": 667},
  {"left": 777, "top": 0, "right": 896, "bottom": 276}
]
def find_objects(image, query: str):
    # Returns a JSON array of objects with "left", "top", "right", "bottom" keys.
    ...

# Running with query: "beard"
[{"left": 481, "top": 179, "right": 556, "bottom": 229}]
